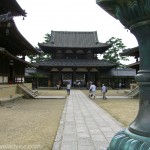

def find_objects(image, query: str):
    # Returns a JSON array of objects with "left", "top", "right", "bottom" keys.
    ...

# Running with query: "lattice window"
[
  {"left": 62, "top": 73, "right": 72, "bottom": 80},
  {"left": 76, "top": 74, "right": 85, "bottom": 81}
]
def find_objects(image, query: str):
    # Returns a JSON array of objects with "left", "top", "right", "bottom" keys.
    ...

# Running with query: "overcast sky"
[{"left": 14, "top": 0, "right": 138, "bottom": 63}]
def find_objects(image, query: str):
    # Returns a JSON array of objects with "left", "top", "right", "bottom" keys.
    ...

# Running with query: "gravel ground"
[{"left": 0, "top": 98, "right": 66, "bottom": 150}]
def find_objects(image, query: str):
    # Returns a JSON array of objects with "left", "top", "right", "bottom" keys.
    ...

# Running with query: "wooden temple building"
[
  {"left": 0, "top": 0, "right": 39, "bottom": 84},
  {"left": 121, "top": 46, "right": 139, "bottom": 73},
  {"left": 35, "top": 31, "right": 136, "bottom": 88}
]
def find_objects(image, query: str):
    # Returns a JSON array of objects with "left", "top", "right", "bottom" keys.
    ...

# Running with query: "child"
[{"left": 67, "top": 82, "right": 71, "bottom": 95}]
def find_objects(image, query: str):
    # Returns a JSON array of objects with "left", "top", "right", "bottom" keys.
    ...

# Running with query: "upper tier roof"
[
  {"left": 38, "top": 31, "right": 111, "bottom": 53},
  {"left": 0, "top": 0, "right": 26, "bottom": 17}
]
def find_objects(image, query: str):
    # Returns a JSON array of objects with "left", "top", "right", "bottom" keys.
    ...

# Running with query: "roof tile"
[
  {"left": 38, "top": 59, "right": 116, "bottom": 67},
  {"left": 39, "top": 31, "right": 110, "bottom": 48}
]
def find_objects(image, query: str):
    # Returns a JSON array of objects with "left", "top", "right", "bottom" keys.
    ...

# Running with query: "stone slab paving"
[
  {"left": 35, "top": 96, "right": 66, "bottom": 99},
  {"left": 52, "top": 90, "right": 124, "bottom": 150}
]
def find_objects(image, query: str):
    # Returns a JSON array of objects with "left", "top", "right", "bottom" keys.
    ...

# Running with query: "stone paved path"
[
  {"left": 35, "top": 96, "right": 66, "bottom": 99},
  {"left": 52, "top": 90, "right": 124, "bottom": 150}
]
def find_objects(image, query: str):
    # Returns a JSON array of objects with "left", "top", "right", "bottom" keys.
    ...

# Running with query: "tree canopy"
[
  {"left": 29, "top": 33, "right": 51, "bottom": 63},
  {"left": 44, "top": 33, "right": 51, "bottom": 43},
  {"left": 28, "top": 51, "right": 51, "bottom": 63},
  {"left": 102, "top": 37, "right": 129, "bottom": 67}
]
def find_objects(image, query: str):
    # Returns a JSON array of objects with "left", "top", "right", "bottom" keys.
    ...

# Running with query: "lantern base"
[{"left": 107, "top": 129, "right": 150, "bottom": 150}]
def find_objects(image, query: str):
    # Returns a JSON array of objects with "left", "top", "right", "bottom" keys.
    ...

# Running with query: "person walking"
[
  {"left": 67, "top": 82, "right": 71, "bottom": 95},
  {"left": 119, "top": 82, "right": 122, "bottom": 89},
  {"left": 73, "top": 81, "right": 76, "bottom": 88},
  {"left": 77, "top": 81, "right": 81, "bottom": 88},
  {"left": 101, "top": 84, "right": 107, "bottom": 100},
  {"left": 89, "top": 82, "right": 96, "bottom": 99}
]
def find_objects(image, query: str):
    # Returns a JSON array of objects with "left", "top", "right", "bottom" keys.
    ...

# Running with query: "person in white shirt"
[
  {"left": 67, "top": 82, "right": 71, "bottom": 95},
  {"left": 101, "top": 84, "right": 107, "bottom": 100},
  {"left": 89, "top": 83, "right": 96, "bottom": 99},
  {"left": 77, "top": 81, "right": 81, "bottom": 88}
]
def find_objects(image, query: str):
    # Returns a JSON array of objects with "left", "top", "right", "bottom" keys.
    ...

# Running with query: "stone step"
[{"left": 18, "top": 84, "right": 39, "bottom": 98}]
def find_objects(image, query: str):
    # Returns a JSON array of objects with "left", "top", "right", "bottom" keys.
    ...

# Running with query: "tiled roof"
[
  {"left": 0, "top": 0, "right": 26, "bottom": 17},
  {"left": 120, "top": 46, "right": 139, "bottom": 56},
  {"left": 38, "top": 59, "right": 116, "bottom": 67},
  {"left": 0, "top": 12, "right": 12, "bottom": 23},
  {"left": 0, "top": 47, "right": 38, "bottom": 67},
  {"left": 127, "top": 61, "right": 140, "bottom": 68},
  {"left": 0, "top": 20, "right": 41, "bottom": 55},
  {"left": 38, "top": 31, "right": 110, "bottom": 49},
  {"left": 108, "top": 68, "right": 136, "bottom": 77}
]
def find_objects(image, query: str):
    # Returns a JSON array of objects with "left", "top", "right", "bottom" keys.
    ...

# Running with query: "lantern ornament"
[{"left": 97, "top": 0, "right": 150, "bottom": 149}]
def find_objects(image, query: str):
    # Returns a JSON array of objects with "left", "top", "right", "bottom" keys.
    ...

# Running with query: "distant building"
[
  {"left": 121, "top": 46, "right": 139, "bottom": 73},
  {"left": 106, "top": 68, "right": 136, "bottom": 88},
  {"left": 24, "top": 30, "right": 136, "bottom": 88},
  {"left": 36, "top": 31, "right": 116, "bottom": 87}
]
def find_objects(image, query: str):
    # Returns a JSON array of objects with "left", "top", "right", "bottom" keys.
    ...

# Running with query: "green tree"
[
  {"left": 44, "top": 33, "right": 51, "bottom": 43},
  {"left": 28, "top": 51, "right": 51, "bottom": 63},
  {"left": 29, "top": 33, "right": 51, "bottom": 63},
  {"left": 102, "top": 37, "right": 129, "bottom": 67}
]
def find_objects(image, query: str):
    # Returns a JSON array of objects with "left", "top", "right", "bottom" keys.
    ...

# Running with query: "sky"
[{"left": 14, "top": 0, "right": 138, "bottom": 63}]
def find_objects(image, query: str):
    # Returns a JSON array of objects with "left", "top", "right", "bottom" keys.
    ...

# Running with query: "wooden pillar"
[
  {"left": 9, "top": 59, "right": 14, "bottom": 84},
  {"left": 48, "top": 69, "right": 52, "bottom": 87},
  {"left": 58, "top": 68, "right": 62, "bottom": 87},
  {"left": 87, "top": 68, "right": 91, "bottom": 83},
  {"left": 48, "top": 78, "right": 51, "bottom": 87},
  {"left": 72, "top": 68, "right": 77, "bottom": 87},
  {"left": 96, "top": 68, "right": 101, "bottom": 87}
]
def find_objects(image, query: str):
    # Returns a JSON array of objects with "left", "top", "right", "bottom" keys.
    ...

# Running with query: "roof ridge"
[{"left": 52, "top": 31, "right": 97, "bottom": 34}]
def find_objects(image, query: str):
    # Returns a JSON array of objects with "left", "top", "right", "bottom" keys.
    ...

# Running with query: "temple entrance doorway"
[
  {"left": 75, "top": 73, "right": 85, "bottom": 88},
  {"left": 62, "top": 73, "right": 86, "bottom": 87},
  {"left": 62, "top": 73, "right": 72, "bottom": 86}
]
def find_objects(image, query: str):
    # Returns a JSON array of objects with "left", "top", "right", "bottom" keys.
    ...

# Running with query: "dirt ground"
[
  {"left": 38, "top": 89, "right": 67, "bottom": 97},
  {"left": 0, "top": 90, "right": 66, "bottom": 150},
  {"left": 0, "top": 89, "right": 139, "bottom": 150}
]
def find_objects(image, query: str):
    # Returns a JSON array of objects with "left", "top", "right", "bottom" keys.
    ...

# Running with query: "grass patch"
[
  {"left": 81, "top": 89, "right": 139, "bottom": 127},
  {"left": 94, "top": 99, "right": 139, "bottom": 127}
]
